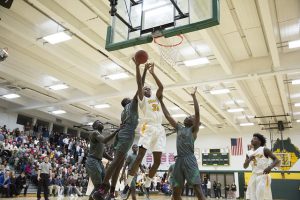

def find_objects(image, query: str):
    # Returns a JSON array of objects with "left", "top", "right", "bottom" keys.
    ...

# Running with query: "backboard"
[{"left": 106, "top": 0, "right": 219, "bottom": 51}]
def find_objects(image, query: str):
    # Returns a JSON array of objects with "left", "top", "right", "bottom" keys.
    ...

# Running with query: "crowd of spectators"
[{"left": 0, "top": 123, "right": 89, "bottom": 198}]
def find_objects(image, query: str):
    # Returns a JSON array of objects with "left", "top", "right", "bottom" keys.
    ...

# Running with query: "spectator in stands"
[
  {"left": 213, "top": 181, "right": 218, "bottom": 198},
  {"left": 42, "top": 127, "right": 49, "bottom": 143},
  {"left": 207, "top": 179, "right": 211, "bottom": 198},
  {"left": 9, "top": 171, "right": 17, "bottom": 197},
  {"left": 15, "top": 171, "right": 28, "bottom": 197},
  {"left": 0, "top": 170, "right": 11, "bottom": 197},
  {"left": 216, "top": 181, "right": 222, "bottom": 198}
]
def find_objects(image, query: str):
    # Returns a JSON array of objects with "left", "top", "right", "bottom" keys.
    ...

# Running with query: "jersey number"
[{"left": 152, "top": 104, "right": 160, "bottom": 111}]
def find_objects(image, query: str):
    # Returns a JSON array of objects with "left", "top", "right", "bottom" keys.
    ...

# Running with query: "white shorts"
[
  {"left": 138, "top": 123, "right": 166, "bottom": 152},
  {"left": 246, "top": 173, "right": 272, "bottom": 200}
]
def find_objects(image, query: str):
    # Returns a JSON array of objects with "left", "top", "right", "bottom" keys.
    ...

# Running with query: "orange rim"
[{"left": 153, "top": 35, "right": 184, "bottom": 48}]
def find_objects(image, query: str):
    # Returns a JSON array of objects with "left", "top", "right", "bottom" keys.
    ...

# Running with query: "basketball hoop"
[
  {"left": 153, "top": 35, "right": 184, "bottom": 48},
  {"left": 152, "top": 33, "right": 184, "bottom": 67}
]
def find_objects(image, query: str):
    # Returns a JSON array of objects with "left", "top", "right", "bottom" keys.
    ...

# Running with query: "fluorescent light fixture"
[
  {"left": 296, "top": 120, "right": 300, "bottom": 123},
  {"left": 210, "top": 89, "right": 230, "bottom": 95},
  {"left": 199, "top": 125, "right": 205, "bottom": 129},
  {"left": 295, "top": 103, "right": 300, "bottom": 107},
  {"left": 227, "top": 108, "right": 244, "bottom": 113},
  {"left": 106, "top": 72, "right": 129, "bottom": 80},
  {"left": 94, "top": 104, "right": 110, "bottom": 109},
  {"left": 183, "top": 57, "right": 209, "bottom": 67},
  {"left": 170, "top": 107, "right": 180, "bottom": 111},
  {"left": 237, "top": 115, "right": 254, "bottom": 119},
  {"left": 240, "top": 122, "right": 254, "bottom": 126},
  {"left": 87, "top": 122, "right": 93, "bottom": 126},
  {"left": 225, "top": 100, "right": 244, "bottom": 105},
  {"left": 288, "top": 40, "right": 300, "bottom": 49},
  {"left": 293, "top": 112, "right": 300, "bottom": 116},
  {"left": 49, "top": 84, "right": 68, "bottom": 90},
  {"left": 2, "top": 94, "right": 20, "bottom": 99},
  {"left": 291, "top": 79, "right": 300, "bottom": 85},
  {"left": 43, "top": 32, "right": 72, "bottom": 44},
  {"left": 172, "top": 114, "right": 187, "bottom": 118},
  {"left": 52, "top": 110, "right": 66, "bottom": 114}
]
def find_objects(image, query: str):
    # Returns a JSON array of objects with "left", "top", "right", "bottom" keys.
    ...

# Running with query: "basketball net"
[{"left": 152, "top": 33, "right": 183, "bottom": 68}]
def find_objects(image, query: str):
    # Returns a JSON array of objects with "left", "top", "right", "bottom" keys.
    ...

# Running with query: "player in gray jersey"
[
  {"left": 120, "top": 144, "right": 145, "bottom": 200},
  {"left": 159, "top": 87, "right": 206, "bottom": 200},
  {"left": 93, "top": 58, "right": 150, "bottom": 200},
  {"left": 86, "top": 120, "right": 119, "bottom": 200}
]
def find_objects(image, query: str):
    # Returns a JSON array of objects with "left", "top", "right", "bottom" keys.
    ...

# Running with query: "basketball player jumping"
[
  {"left": 243, "top": 133, "right": 280, "bottom": 200},
  {"left": 159, "top": 87, "right": 206, "bottom": 200},
  {"left": 122, "top": 64, "right": 166, "bottom": 200},
  {"left": 92, "top": 58, "right": 150, "bottom": 200}
]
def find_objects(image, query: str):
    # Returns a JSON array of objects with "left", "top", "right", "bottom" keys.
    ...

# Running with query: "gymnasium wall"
[
  {"left": 0, "top": 109, "right": 23, "bottom": 131},
  {"left": 139, "top": 125, "right": 300, "bottom": 171}
]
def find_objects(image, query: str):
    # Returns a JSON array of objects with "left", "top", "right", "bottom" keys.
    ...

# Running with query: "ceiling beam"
[{"left": 256, "top": 0, "right": 290, "bottom": 120}]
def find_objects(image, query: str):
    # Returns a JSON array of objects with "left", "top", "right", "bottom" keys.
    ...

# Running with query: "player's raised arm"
[
  {"left": 133, "top": 57, "right": 144, "bottom": 101},
  {"left": 149, "top": 64, "right": 164, "bottom": 99},
  {"left": 133, "top": 63, "right": 150, "bottom": 101},
  {"left": 191, "top": 87, "right": 200, "bottom": 138},
  {"left": 159, "top": 96, "right": 177, "bottom": 128}
]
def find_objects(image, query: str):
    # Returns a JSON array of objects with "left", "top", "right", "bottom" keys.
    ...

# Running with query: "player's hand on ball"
[
  {"left": 132, "top": 57, "right": 140, "bottom": 66},
  {"left": 263, "top": 166, "right": 272, "bottom": 174}
]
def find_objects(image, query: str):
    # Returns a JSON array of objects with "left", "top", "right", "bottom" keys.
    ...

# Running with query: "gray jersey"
[
  {"left": 88, "top": 131, "right": 104, "bottom": 160},
  {"left": 176, "top": 124, "right": 194, "bottom": 157},
  {"left": 126, "top": 153, "right": 137, "bottom": 171},
  {"left": 120, "top": 99, "right": 138, "bottom": 134}
]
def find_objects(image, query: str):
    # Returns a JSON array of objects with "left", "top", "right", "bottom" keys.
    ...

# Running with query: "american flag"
[{"left": 231, "top": 138, "right": 243, "bottom": 156}]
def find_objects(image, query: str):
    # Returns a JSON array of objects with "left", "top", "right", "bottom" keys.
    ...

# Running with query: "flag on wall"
[{"left": 231, "top": 138, "right": 243, "bottom": 156}]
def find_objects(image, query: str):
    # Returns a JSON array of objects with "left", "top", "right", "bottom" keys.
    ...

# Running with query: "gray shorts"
[
  {"left": 173, "top": 155, "right": 201, "bottom": 187},
  {"left": 114, "top": 130, "right": 135, "bottom": 153},
  {"left": 85, "top": 157, "right": 105, "bottom": 190}
]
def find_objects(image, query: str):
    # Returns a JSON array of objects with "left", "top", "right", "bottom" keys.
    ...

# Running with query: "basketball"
[{"left": 134, "top": 50, "right": 148, "bottom": 64}]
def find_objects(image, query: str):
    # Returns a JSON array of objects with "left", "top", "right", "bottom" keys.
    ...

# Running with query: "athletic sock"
[{"left": 125, "top": 175, "right": 134, "bottom": 186}]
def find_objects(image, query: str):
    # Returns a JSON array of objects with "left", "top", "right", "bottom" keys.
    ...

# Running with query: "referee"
[{"left": 37, "top": 156, "right": 52, "bottom": 200}]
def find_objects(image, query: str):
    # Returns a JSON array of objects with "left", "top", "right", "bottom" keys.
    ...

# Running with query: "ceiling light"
[
  {"left": 43, "top": 32, "right": 72, "bottom": 44},
  {"left": 288, "top": 40, "right": 300, "bottom": 49},
  {"left": 240, "top": 122, "right": 254, "bottom": 126},
  {"left": 225, "top": 100, "right": 244, "bottom": 105},
  {"left": 49, "top": 84, "right": 69, "bottom": 90},
  {"left": 52, "top": 110, "right": 66, "bottom": 114},
  {"left": 199, "top": 125, "right": 205, "bottom": 129},
  {"left": 106, "top": 72, "right": 129, "bottom": 80},
  {"left": 94, "top": 104, "right": 110, "bottom": 109},
  {"left": 294, "top": 103, "right": 300, "bottom": 107},
  {"left": 237, "top": 115, "right": 254, "bottom": 119},
  {"left": 227, "top": 108, "right": 244, "bottom": 113},
  {"left": 2, "top": 94, "right": 20, "bottom": 99},
  {"left": 87, "top": 122, "right": 93, "bottom": 126},
  {"left": 296, "top": 120, "right": 300, "bottom": 123},
  {"left": 172, "top": 114, "right": 187, "bottom": 118},
  {"left": 291, "top": 79, "right": 300, "bottom": 85},
  {"left": 183, "top": 57, "right": 209, "bottom": 67},
  {"left": 210, "top": 89, "right": 230, "bottom": 95}
]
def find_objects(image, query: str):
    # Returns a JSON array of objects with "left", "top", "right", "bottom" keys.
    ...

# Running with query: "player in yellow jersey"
[{"left": 121, "top": 63, "right": 165, "bottom": 200}]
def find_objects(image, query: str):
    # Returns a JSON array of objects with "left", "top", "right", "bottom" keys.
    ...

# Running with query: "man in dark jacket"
[{"left": 16, "top": 171, "right": 28, "bottom": 196}]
